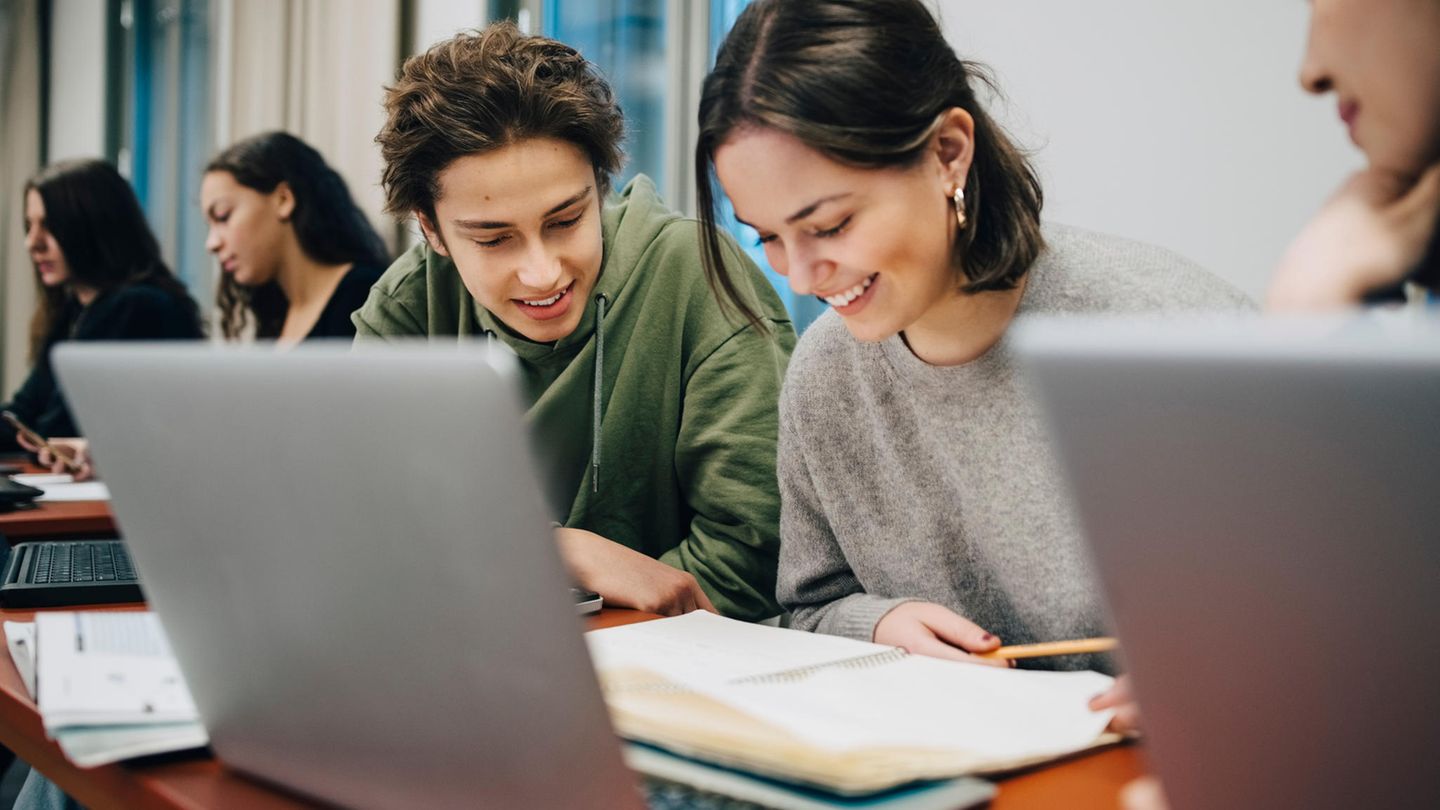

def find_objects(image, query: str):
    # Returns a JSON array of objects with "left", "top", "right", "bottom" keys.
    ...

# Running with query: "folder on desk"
[
  {"left": 26, "top": 612, "right": 208, "bottom": 766},
  {"left": 587, "top": 612, "right": 1120, "bottom": 796}
]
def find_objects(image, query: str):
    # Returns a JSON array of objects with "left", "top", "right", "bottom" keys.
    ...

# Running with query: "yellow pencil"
[{"left": 975, "top": 636, "right": 1119, "bottom": 661}]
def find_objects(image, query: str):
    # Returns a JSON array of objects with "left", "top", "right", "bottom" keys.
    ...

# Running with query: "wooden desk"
[
  {"left": 0, "top": 462, "right": 117, "bottom": 542},
  {"left": 0, "top": 606, "right": 1145, "bottom": 809},
  {"left": 0, "top": 501, "right": 117, "bottom": 543}
]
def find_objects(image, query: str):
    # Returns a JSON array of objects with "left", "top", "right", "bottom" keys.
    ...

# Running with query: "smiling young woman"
[
  {"left": 694, "top": 0, "right": 1252, "bottom": 725},
  {"left": 353, "top": 22, "right": 794, "bottom": 621},
  {"left": 202, "top": 132, "right": 392, "bottom": 344}
]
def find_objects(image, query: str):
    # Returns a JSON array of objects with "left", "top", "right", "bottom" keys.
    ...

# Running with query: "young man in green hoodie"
[{"left": 353, "top": 23, "right": 794, "bottom": 621}]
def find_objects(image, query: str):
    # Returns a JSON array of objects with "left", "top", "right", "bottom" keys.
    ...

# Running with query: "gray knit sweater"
[{"left": 776, "top": 224, "right": 1253, "bottom": 672}]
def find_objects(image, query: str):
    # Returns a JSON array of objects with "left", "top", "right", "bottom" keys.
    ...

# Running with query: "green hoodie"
[{"left": 353, "top": 176, "right": 794, "bottom": 620}]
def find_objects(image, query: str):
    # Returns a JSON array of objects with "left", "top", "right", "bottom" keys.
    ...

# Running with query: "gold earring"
[{"left": 951, "top": 186, "right": 967, "bottom": 230}]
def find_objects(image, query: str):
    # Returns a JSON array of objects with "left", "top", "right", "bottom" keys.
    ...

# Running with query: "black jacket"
[
  {"left": 305, "top": 263, "right": 384, "bottom": 340},
  {"left": 1, "top": 283, "right": 203, "bottom": 450}
]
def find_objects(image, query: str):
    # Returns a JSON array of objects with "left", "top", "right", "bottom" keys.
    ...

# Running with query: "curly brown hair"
[{"left": 377, "top": 21, "right": 626, "bottom": 226}]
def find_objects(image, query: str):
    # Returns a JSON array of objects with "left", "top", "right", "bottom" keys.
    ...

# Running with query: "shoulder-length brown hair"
[{"left": 695, "top": 0, "right": 1045, "bottom": 328}]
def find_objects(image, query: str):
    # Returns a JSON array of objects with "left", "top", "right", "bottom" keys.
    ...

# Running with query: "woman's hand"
[
  {"left": 1089, "top": 673, "right": 1143, "bottom": 734},
  {"left": 555, "top": 527, "right": 717, "bottom": 616},
  {"left": 15, "top": 434, "right": 94, "bottom": 481},
  {"left": 873, "top": 602, "right": 1009, "bottom": 666},
  {"left": 1267, "top": 164, "right": 1440, "bottom": 311}
]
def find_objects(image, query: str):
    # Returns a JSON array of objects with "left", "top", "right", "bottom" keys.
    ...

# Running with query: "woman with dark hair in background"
[
  {"left": 1119, "top": 3, "right": 1440, "bottom": 808},
  {"left": 3, "top": 159, "right": 204, "bottom": 459},
  {"left": 202, "top": 131, "right": 391, "bottom": 343},
  {"left": 12, "top": 137, "right": 388, "bottom": 810},
  {"left": 696, "top": 0, "right": 1249, "bottom": 727}
]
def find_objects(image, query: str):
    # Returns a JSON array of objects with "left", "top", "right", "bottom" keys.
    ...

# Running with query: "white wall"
[
  {"left": 937, "top": 1, "right": 1363, "bottom": 300},
  {"left": 46, "top": 0, "right": 107, "bottom": 161},
  {"left": 2, "top": 0, "right": 45, "bottom": 395},
  {"left": 215, "top": 0, "right": 401, "bottom": 254},
  {"left": 412, "top": 0, "right": 487, "bottom": 53}
]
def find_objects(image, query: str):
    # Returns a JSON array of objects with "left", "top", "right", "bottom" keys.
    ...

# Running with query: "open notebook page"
[
  {"left": 586, "top": 610, "right": 894, "bottom": 685},
  {"left": 588, "top": 612, "right": 1115, "bottom": 761},
  {"left": 694, "top": 654, "right": 1114, "bottom": 757}
]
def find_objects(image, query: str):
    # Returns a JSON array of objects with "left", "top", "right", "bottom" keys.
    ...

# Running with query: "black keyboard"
[{"left": 1, "top": 540, "right": 144, "bottom": 607}]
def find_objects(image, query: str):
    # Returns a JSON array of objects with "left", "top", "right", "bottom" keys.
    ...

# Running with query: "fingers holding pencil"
[
  {"left": 966, "top": 635, "right": 1140, "bottom": 733},
  {"left": 973, "top": 636, "right": 1119, "bottom": 662}
]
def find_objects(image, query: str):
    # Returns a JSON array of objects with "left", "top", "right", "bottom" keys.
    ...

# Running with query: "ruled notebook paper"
[{"left": 587, "top": 611, "right": 1115, "bottom": 769}]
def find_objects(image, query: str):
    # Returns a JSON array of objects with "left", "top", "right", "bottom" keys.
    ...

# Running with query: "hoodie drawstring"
[{"left": 591, "top": 293, "right": 608, "bottom": 493}]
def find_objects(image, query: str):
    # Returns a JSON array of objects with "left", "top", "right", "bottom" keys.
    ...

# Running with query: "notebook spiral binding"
[
  {"left": 731, "top": 648, "right": 909, "bottom": 686},
  {"left": 604, "top": 648, "right": 911, "bottom": 695}
]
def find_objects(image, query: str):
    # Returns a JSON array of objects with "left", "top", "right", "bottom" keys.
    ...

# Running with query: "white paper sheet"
[
  {"left": 589, "top": 611, "right": 1116, "bottom": 759},
  {"left": 9, "top": 474, "right": 110, "bottom": 502},
  {"left": 55, "top": 721, "right": 208, "bottom": 767},
  {"left": 4, "top": 621, "right": 36, "bottom": 700},
  {"left": 586, "top": 610, "right": 893, "bottom": 685},
  {"left": 35, "top": 612, "right": 198, "bottom": 730},
  {"left": 693, "top": 654, "right": 1114, "bottom": 756}
]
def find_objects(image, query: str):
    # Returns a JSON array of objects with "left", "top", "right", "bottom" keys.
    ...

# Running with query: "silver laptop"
[
  {"left": 1014, "top": 314, "right": 1440, "bottom": 810},
  {"left": 53, "top": 342, "right": 642, "bottom": 810}
]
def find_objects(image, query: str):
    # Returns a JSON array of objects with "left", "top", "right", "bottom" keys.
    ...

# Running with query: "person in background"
[
  {"left": 4, "top": 159, "right": 204, "bottom": 473},
  {"left": 1124, "top": 2, "right": 1440, "bottom": 808},
  {"left": 1266, "top": 0, "right": 1440, "bottom": 310},
  {"left": 353, "top": 23, "right": 793, "bottom": 620},
  {"left": 696, "top": 0, "right": 1250, "bottom": 730},
  {"left": 26, "top": 134, "right": 389, "bottom": 479},
  {"left": 15, "top": 136, "right": 392, "bottom": 810},
  {"left": 203, "top": 131, "right": 391, "bottom": 343}
]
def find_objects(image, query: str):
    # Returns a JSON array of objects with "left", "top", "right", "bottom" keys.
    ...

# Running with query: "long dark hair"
[
  {"left": 695, "top": 0, "right": 1046, "bottom": 328},
  {"left": 206, "top": 131, "right": 391, "bottom": 339},
  {"left": 24, "top": 159, "right": 201, "bottom": 361}
]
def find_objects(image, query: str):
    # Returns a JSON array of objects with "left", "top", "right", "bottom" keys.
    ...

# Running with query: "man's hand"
[{"left": 555, "top": 527, "right": 717, "bottom": 616}]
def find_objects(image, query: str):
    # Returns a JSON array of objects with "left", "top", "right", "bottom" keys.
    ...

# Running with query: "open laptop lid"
[
  {"left": 53, "top": 341, "right": 640, "bottom": 809},
  {"left": 1013, "top": 314, "right": 1440, "bottom": 810}
]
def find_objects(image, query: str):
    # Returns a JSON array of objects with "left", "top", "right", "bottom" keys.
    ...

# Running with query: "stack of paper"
[
  {"left": 10, "top": 612, "right": 208, "bottom": 766},
  {"left": 8, "top": 473, "right": 110, "bottom": 502},
  {"left": 587, "top": 612, "right": 1119, "bottom": 794}
]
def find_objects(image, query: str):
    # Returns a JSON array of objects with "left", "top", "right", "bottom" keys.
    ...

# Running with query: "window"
[
  {"left": 707, "top": 0, "right": 824, "bottom": 332},
  {"left": 544, "top": 0, "right": 668, "bottom": 196},
  {"left": 114, "top": 0, "right": 214, "bottom": 308},
  {"left": 540, "top": 0, "right": 825, "bottom": 332}
]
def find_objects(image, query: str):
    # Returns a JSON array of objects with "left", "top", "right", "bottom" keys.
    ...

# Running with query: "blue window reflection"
[
  {"left": 709, "top": 0, "right": 825, "bottom": 332},
  {"left": 544, "top": 0, "right": 667, "bottom": 194},
  {"left": 546, "top": 0, "right": 825, "bottom": 332}
]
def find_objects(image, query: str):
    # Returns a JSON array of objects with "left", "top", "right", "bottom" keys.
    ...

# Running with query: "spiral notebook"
[{"left": 586, "top": 612, "right": 1119, "bottom": 795}]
